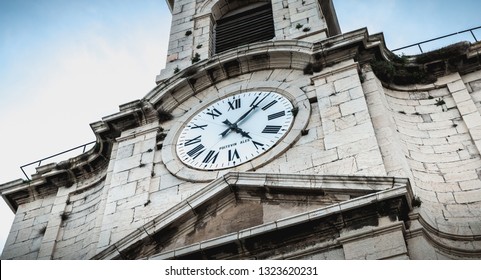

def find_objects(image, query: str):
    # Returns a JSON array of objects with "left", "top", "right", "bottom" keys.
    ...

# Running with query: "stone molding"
[{"left": 92, "top": 172, "right": 413, "bottom": 259}]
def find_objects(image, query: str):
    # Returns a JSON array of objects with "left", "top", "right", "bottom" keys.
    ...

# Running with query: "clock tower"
[{"left": 2, "top": 0, "right": 481, "bottom": 260}]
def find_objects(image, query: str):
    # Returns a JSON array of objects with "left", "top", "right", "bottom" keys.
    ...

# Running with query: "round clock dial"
[{"left": 176, "top": 91, "right": 294, "bottom": 170}]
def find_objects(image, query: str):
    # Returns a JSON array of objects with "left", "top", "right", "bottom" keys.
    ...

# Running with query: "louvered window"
[{"left": 214, "top": 3, "right": 275, "bottom": 54}]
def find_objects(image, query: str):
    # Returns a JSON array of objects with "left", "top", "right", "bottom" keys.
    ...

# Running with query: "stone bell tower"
[
  {"left": 2, "top": 0, "right": 481, "bottom": 260},
  {"left": 156, "top": 0, "right": 340, "bottom": 82}
]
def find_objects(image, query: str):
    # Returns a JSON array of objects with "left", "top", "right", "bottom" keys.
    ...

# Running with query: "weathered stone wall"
[
  {"left": 53, "top": 181, "right": 104, "bottom": 259},
  {"left": 257, "top": 61, "right": 386, "bottom": 176},
  {"left": 95, "top": 122, "right": 167, "bottom": 253},
  {"left": 1, "top": 197, "right": 55, "bottom": 259},
  {"left": 1, "top": 176, "right": 108, "bottom": 260},
  {"left": 157, "top": 0, "right": 331, "bottom": 81},
  {"left": 362, "top": 68, "right": 481, "bottom": 258},
  {"left": 366, "top": 70, "right": 481, "bottom": 235},
  {"left": 3, "top": 63, "right": 481, "bottom": 259},
  {"left": 2, "top": 0, "right": 480, "bottom": 260}
]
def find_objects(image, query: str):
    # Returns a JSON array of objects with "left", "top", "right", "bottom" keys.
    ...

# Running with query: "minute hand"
[{"left": 232, "top": 93, "right": 270, "bottom": 125}]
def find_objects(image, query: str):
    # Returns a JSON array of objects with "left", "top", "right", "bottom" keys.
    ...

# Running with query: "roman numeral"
[
  {"left": 206, "top": 108, "right": 222, "bottom": 119},
  {"left": 190, "top": 123, "right": 207, "bottom": 130},
  {"left": 203, "top": 150, "right": 219, "bottom": 164},
  {"left": 228, "top": 149, "right": 240, "bottom": 161},
  {"left": 184, "top": 135, "right": 202, "bottom": 146},
  {"left": 228, "top": 99, "right": 241, "bottom": 110},
  {"left": 261, "top": 100, "right": 277, "bottom": 111},
  {"left": 187, "top": 144, "right": 205, "bottom": 159},
  {"left": 252, "top": 140, "right": 265, "bottom": 149},
  {"left": 262, "top": 125, "right": 282, "bottom": 134},
  {"left": 268, "top": 111, "right": 285, "bottom": 120}
]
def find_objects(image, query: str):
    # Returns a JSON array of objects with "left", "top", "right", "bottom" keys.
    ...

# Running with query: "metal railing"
[
  {"left": 20, "top": 141, "right": 96, "bottom": 181},
  {"left": 392, "top": 26, "right": 480, "bottom": 54}
]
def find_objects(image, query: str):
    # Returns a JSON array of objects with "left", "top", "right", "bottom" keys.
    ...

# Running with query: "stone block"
[
  {"left": 413, "top": 185, "right": 440, "bottom": 203},
  {"left": 311, "top": 148, "right": 339, "bottom": 167},
  {"left": 459, "top": 180, "right": 481, "bottom": 191},
  {"left": 11, "top": 217, "right": 34, "bottom": 233},
  {"left": 398, "top": 126, "right": 430, "bottom": 138},
  {"left": 333, "top": 73, "right": 359, "bottom": 92},
  {"left": 96, "top": 230, "right": 111, "bottom": 249},
  {"left": 444, "top": 169, "right": 479, "bottom": 182},
  {"left": 462, "top": 112, "right": 481, "bottom": 129},
  {"left": 436, "top": 192, "right": 456, "bottom": 204},
  {"left": 320, "top": 105, "right": 341, "bottom": 121},
  {"left": 324, "top": 122, "right": 374, "bottom": 150},
  {"left": 127, "top": 163, "right": 153, "bottom": 183},
  {"left": 107, "top": 182, "right": 137, "bottom": 202},
  {"left": 427, "top": 127, "right": 458, "bottom": 138},
  {"left": 354, "top": 109, "right": 371, "bottom": 124},
  {"left": 113, "top": 154, "right": 142, "bottom": 173},
  {"left": 334, "top": 114, "right": 357, "bottom": 131},
  {"left": 315, "top": 156, "right": 357, "bottom": 175},
  {"left": 406, "top": 236, "right": 437, "bottom": 259},
  {"left": 457, "top": 99, "right": 478, "bottom": 114},
  {"left": 116, "top": 193, "right": 149, "bottom": 210},
  {"left": 339, "top": 97, "right": 367, "bottom": 116},
  {"left": 315, "top": 83, "right": 335, "bottom": 98},
  {"left": 430, "top": 109, "right": 461, "bottom": 122},
  {"left": 447, "top": 80, "right": 467, "bottom": 93},
  {"left": 329, "top": 91, "right": 351, "bottom": 106},
  {"left": 349, "top": 86, "right": 364, "bottom": 100},
  {"left": 341, "top": 223, "right": 407, "bottom": 260},
  {"left": 409, "top": 150, "right": 459, "bottom": 163},
  {"left": 354, "top": 149, "right": 384, "bottom": 170},
  {"left": 15, "top": 227, "right": 33, "bottom": 243},
  {"left": 110, "top": 170, "right": 129, "bottom": 187},
  {"left": 454, "top": 189, "right": 481, "bottom": 203},
  {"left": 116, "top": 144, "right": 134, "bottom": 159},
  {"left": 469, "top": 126, "right": 481, "bottom": 140}
]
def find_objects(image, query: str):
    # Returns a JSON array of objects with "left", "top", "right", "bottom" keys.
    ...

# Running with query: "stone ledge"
[{"left": 92, "top": 172, "right": 412, "bottom": 260}]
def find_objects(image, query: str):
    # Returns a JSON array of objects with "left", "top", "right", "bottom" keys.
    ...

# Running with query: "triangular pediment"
[{"left": 93, "top": 172, "right": 412, "bottom": 260}]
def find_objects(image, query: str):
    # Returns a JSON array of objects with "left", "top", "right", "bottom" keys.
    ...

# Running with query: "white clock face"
[{"left": 176, "top": 91, "right": 294, "bottom": 170}]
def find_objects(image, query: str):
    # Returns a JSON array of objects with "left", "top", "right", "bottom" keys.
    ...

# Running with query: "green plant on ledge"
[
  {"left": 415, "top": 42, "right": 470, "bottom": 64},
  {"left": 370, "top": 59, "right": 436, "bottom": 85},
  {"left": 412, "top": 196, "right": 422, "bottom": 208},
  {"left": 191, "top": 52, "right": 201, "bottom": 64},
  {"left": 435, "top": 98, "right": 446, "bottom": 106}
]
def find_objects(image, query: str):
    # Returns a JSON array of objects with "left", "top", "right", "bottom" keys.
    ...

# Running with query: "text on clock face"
[{"left": 176, "top": 91, "right": 294, "bottom": 170}]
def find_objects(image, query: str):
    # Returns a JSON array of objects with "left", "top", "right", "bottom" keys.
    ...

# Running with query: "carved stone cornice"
[{"left": 92, "top": 172, "right": 413, "bottom": 260}]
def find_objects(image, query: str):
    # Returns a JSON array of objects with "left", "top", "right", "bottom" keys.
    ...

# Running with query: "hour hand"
[
  {"left": 220, "top": 119, "right": 251, "bottom": 139},
  {"left": 220, "top": 120, "right": 234, "bottom": 137}
]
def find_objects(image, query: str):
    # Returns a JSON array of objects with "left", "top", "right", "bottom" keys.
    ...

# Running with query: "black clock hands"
[
  {"left": 219, "top": 92, "right": 270, "bottom": 138},
  {"left": 234, "top": 92, "right": 270, "bottom": 124},
  {"left": 220, "top": 119, "right": 252, "bottom": 138}
]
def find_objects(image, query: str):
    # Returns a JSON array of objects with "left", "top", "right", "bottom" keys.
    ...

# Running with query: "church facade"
[{"left": 2, "top": 0, "right": 481, "bottom": 259}]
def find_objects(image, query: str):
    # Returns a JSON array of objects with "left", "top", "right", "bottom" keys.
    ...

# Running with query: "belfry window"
[{"left": 214, "top": 3, "right": 275, "bottom": 54}]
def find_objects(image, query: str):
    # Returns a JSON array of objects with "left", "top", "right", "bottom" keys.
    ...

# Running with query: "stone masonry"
[{"left": 1, "top": 0, "right": 481, "bottom": 259}]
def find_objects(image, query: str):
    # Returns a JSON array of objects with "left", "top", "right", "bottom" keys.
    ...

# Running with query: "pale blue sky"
[{"left": 0, "top": 0, "right": 480, "bottom": 255}]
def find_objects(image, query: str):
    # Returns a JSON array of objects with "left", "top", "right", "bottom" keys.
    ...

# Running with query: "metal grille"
[{"left": 214, "top": 4, "right": 275, "bottom": 54}]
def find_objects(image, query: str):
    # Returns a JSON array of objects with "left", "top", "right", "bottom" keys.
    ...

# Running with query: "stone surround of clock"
[{"left": 162, "top": 81, "right": 311, "bottom": 182}]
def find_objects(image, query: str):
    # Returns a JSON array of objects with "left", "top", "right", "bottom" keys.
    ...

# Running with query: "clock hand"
[
  {"left": 219, "top": 120, "right": 232, "bottom": 137},
  {"left": 220, "top": 93, "right": 271, "bottom": 138},
  {"left": 232, "top": 92, "right": 270, "bottom": 126},
  {"left": 220, "top": 119, "right": 252, "bottom": 138}
]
